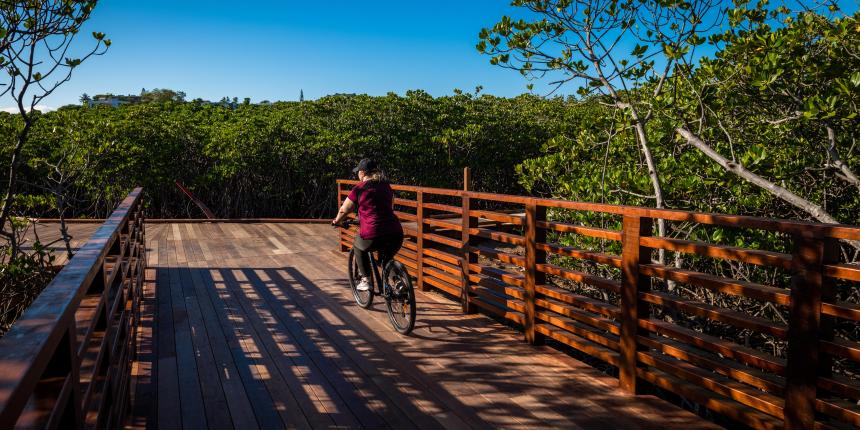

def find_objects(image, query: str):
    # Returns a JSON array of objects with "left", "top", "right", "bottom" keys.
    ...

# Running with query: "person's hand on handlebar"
[{"left": 333, "top": 196, "right": 357, "bottom": 228}]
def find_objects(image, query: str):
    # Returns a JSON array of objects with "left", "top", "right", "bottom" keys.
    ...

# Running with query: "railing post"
[
  {"left": 337, "top": 181, "right": 349, "bottom": 252},
  {"left": 619, "top": 215, "right": 652, "bottom": 394},
  {"left": 524, "top": 200, "right": 546, "bottom": 345},
  {"left": 32, "top": 326, "right": 82, "bottom": 429},
  {"left": 459, "top": 167, "right": 476, "bottom": 313},
  {"left": 67, "top": 326, "right": 83, "bottom": 430},
  {"left": 784, "top": 235, "right": 839, "bottom": 430},
  {"left": 416, "top": 191, "right": 428, "bottom": 291},
  {"left": 460, "top": 192, "right": 477, "bottom": 314}
]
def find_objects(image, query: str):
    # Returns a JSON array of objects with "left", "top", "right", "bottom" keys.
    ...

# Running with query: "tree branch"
[{"left": 677, "top": 126, "right": 860, "bottom": 251}]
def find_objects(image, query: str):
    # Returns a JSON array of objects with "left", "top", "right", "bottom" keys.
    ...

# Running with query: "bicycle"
[{"left": 339, "top": 219, "right": 416, "bottom": 335}]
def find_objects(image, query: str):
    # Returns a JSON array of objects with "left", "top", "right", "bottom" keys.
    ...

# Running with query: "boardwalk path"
[{"left": 123, "top": 222, "right": 717, "bottom": 429}]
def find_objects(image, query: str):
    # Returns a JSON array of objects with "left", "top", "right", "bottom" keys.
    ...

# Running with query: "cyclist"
[{"left": 332, "top": 158, "right": 404, "bottom": 292}]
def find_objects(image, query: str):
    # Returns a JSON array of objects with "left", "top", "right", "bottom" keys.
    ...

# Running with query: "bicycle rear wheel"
[
  {"left": 348, "top": 249, "right": 374, "bottom": 308},
  {"left": 383, "top": 261, "right": 416, "bottom": 335}
]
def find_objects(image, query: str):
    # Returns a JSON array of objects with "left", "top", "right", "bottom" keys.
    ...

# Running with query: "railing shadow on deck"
[
  {"left": 133, "top": 258, "right": 707, "bottom": 429},
  {"left": 336, "top": 178, "right": 860, "bottom": 430},
  {"left": 270, "top": 264, "right": 703, "bottom": 428}
]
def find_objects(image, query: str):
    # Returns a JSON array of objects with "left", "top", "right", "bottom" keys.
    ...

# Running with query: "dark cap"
[{"left": 352, "top": 158, "right": 377, "bottom": 173}]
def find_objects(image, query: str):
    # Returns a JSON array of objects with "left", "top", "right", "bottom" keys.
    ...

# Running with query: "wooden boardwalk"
[
  {"left": 18, "top": 221, "right": 103, "bottom": 266},
  {"left": 117, "top": 222, "right": 716, "bottom": 430}
]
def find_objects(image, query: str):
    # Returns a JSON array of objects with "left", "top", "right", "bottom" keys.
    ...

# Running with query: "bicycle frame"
[
  {"left": 341, "top": 220, "right": 393, "bottom": 296},
  {"left": 364, "top": 250, "right": 392, "bottom": 296}
]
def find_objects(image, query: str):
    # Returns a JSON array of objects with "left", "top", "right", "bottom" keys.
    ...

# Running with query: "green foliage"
[
  {"left": 140, "top": 88, "right": 186, "bottom": 103},
  {"left": 0, "top": 225, "right": 56, "bottom": 336},
  {"left": 0, "top": 92, "right": 568, "bottom": 218}
]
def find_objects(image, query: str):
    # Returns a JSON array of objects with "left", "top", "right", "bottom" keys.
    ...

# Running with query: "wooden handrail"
[
  {"left": 0, "top": 188, "right": 146, "bottom": 429},
  {"left": 336, "top": 177, "right": 860, "bottom": 430},
  {"left": 337, "top": 179, "right": 860, "bottom": 240}
]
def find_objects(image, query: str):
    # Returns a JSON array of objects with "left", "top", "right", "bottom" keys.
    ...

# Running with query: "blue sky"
[
  {"left": 29, "top": 1, "right": 534, "bottom": 108},
  {"left": 8, "top": 0, "right": 860, "bottom": 110}
]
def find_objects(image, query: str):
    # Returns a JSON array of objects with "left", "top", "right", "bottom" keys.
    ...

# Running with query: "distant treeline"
[
  {"left": 0, "top": 91, "right": 568, "bottom": 219},
  {"left": 0, "top": 81, "right": 857, "bottom": 228}
]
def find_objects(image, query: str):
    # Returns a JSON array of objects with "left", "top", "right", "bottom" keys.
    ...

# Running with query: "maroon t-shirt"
[{"left": 347, "top": 181, "right": 403, "bottom": 239}]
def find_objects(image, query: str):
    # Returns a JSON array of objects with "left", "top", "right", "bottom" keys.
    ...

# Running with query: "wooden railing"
[
  {"left": 336, "top": 179, "right": 860, "bottom": 430},
  {"left": 0, "top": 188, "right": 146, "bottom": 429}
]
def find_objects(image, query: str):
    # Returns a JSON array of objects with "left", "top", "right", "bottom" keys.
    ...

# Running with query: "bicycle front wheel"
[
  {"left": 348, "top": 249, "right": 374, "bottom": 308},
  {"left": 384, "top": 260, "right": 416, "bottom": 335}
]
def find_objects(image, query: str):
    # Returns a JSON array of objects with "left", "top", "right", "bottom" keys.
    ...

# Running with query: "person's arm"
[{"left": 332, "top": 197, "right": 356, "bottom": 225}]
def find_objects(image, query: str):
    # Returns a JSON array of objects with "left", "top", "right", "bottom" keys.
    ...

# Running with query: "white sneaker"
[{"left": 356, "top": 277, "right": 371, "bottom": 292}]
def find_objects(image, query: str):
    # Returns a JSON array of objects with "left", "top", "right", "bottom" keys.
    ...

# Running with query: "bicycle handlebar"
[{"left": 336, "top": 219, "right": 359, "bottom": 227}]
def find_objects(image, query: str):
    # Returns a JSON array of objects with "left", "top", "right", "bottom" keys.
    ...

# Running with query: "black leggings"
[{"left": 353, "top": 233, "right": 404, "bottom": 279}]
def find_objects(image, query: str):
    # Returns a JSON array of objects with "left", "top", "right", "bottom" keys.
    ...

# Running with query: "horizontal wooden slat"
[
  {"left": 467, "top": 245, "right": 526, "bottom": 267},
  {"left": 422, "top": 202, "right": 463, "bottom": 214},
  {"left": 470, "top": 210, "right": 524, "bottom": 225},
  {"left": 470, "top": 296, "right": 526, "bottom": 326},
  {"left": 536, "top": 221, "right": 622, "bottom": 241},
  {"left": 423, "top": 232, "right": 460, "bottom": 248},
  {"left": 423, "top": 217, "right": 462, "bottom": 231},
  {"left": 536, "top": 295, "right": 621, "bottom": 335},
  {"left": 469, "top": 228, "right": 525, "bottom": 247},
  {"left": 75, "top": 294, "right": 106, "bottom": 357},
  {"left": 424, "top": 266, "right": 461, "bottom": 287},
  {"left": 468, "top": 264, "right": 525, "bottom": 287},
  {"left": 341, "top": 179, "right": 417, "bottom": 195},
  {"left": 821, "top": 301, "right": 860, "bottom": 321},
  {"left": 818, "top": 375, "right": 860, "bottom": 401},
  {"left": 639, "top": 319, "right": 786, "bottom": 374},
  {"left": 395, "top": 256, "right": 418, "bottom": 271},
  {"left": 535, "top": 311, "right": 620, "bottom": 351},
  {"left": 423, "top": 256, "right": 460, "bottom": 276},
  {"left": 423, "top": 248, "right": 460, "bottom": 265},
  {"left": 468, "top": 273, "right": 525, "bottom": 301},
  {"left": 537, "top": 243, "right": 622, "bottom": 268},
  {"left": 535, "top": 284, "right": 621, "bottom": 318},
  {"left": 535, "top": 324, "right": 621, "bottom": 367},
  {"left": 641, "top": 291, "right": 788, "bottom": 338},
  {"left": 423, "top": 273, "right": 461, "bottom": 297},
  {"left": 637, "top": 350, "right": 785, "bottom": 418},
  {"left": 640, "top": 236, "right": 792, "bottom": 270},
  {"left": 393, "top": 198, "right": 418, "bottom": 208},
  {"left": 640, "top": 264, "right": 790, "bottom": 305},
  {"left": 637, "top": 335, "right": 784, "bottom": 394},
  {"left": 394, "top": 211, "right": 418, "bottom": 222},
  {"left": 396, "top": 184, "right": 463, "bottom": 197},
  {"left": 398, "top": 247, "right": 418, "bottom": 261},
  {"left": 536, "top": 263, "right": 621, "bottom": 294},
  {"left": 471, "top": 286, "right": 526, "bottom": 314},
  {"left": 637, "top": 367, "right": 784, "bottom": 430},
  {"left": 820, "top": 338, "right": 860, "bottom": 361},
  {"left": 402, "top": 240, "right": 418, "bottom": 252},
  {"left": 816, "top": 399, "right": 860, "bottom": 428},
  {"left": 825, "top": 263, "right": 860, "bottom": 281}
]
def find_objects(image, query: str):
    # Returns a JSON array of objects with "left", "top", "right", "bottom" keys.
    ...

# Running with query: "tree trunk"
[
  {"left": 0, "top": 119, "right": 33, "bottom": 257},
  {"left": 56, "top": 191, "right": 73, "bottom": 260},
  {"left": 630, "top": 109, "right": 668, "bottom": 272}
]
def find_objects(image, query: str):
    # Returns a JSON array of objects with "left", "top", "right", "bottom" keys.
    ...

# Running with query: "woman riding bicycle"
[{"left": 332, "top": 158, "right": 404, "bottom": 292}]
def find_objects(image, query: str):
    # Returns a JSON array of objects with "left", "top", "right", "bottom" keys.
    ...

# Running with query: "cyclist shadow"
[{"left": 324, "top": 275, "right": 521, "bottom": 345}]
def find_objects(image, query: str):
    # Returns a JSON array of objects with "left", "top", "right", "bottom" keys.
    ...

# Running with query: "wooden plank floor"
[
  {"left": 16, "top": 221, "right": 101, "bottom": 266},
  {"left": 127, "top": 222, "right": 720, "bottom": 430}
]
